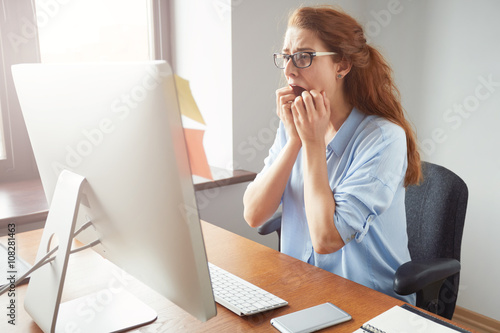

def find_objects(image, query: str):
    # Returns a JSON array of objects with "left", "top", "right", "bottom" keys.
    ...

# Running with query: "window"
[
  {"left": 36, "top": 0, "right": 152, "bottom": 63},
  {"left": 0, "top": 0, "right": 171, "bottom": 182}
]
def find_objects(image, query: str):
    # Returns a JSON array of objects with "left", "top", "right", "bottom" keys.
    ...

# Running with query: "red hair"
[{"left": 289, "top": 6, "right": 421, "bottom": 186}]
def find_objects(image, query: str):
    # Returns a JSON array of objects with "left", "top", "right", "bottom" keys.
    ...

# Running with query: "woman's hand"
[
  {"left": 291, "top": 90, "right": 331, "bottom": 146},
  {"left": 276, "top": 86, "right": 301, "bottom": 145}
]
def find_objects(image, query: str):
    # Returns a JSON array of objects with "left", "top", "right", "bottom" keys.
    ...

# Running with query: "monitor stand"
[{"left": 24, "top": 170, "right": 157, "bottom": 332}]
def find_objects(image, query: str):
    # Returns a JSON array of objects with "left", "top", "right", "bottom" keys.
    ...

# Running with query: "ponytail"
[{"left": 345, "top": 45, "right": 422, "bottom": 186}]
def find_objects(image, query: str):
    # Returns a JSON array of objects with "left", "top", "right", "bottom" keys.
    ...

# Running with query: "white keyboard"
[{"left": 208, "top": 262, "right": 288, "bottom": 316}]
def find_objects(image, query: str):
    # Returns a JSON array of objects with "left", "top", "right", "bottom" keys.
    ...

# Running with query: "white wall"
[
  {"left": 174, "top": 0, "right": 500, "bottom": 321},
  {"left": 363, "top": 0, "right": 500, "bottom": 321}
]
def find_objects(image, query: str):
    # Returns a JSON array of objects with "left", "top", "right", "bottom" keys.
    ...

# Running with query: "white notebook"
[{"left": 354, "top": 305, "right": 471, "bottom": 333}]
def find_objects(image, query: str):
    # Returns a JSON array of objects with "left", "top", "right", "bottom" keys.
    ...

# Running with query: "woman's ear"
[{"left": 336, "top": 59, "right": 352, "bottom": 78}]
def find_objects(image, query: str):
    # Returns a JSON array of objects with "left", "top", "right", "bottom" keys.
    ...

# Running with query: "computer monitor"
[{"left": 12, "top": 61, "right": 217, "bottom": 331}]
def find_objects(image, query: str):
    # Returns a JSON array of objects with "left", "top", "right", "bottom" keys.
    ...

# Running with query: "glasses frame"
[{"left": 273, "top": 51, "right": 337, "bottom": 69}]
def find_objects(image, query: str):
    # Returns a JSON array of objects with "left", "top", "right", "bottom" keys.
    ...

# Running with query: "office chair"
[{"left": 257, "top": 161, "right": 468, "bottom": 320}]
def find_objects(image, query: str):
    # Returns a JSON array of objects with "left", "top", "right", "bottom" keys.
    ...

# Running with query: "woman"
[{"left": 243, "top": 6, "right": 421, "bottom": 303}]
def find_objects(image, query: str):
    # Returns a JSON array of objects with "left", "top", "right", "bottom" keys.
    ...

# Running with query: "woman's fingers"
[
  {"left": 279, "top": 88, "right": 332, "bottom": 144},
  {"left": 276, "top": 86, "right": 295, "bottom": 116},
  {"left": 304, "top": 90, "right": 329, "bottom": 116},
  {"left": 291, "top": 90, "right": 331, "bottom": 144},
  {"left": 292, "top": 90, "right": 326, "bottom": 119},
  {"left": 277, "top": 86, "right": 302, "bottom": 141}
]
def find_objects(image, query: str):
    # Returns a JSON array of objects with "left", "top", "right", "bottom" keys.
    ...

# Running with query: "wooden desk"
[{"left": 1, "top": 222, "right": 474, "bottom": 332}]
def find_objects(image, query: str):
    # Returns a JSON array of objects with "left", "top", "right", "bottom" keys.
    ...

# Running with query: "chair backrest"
[{"left": 405, "top": 161, "right": 468, "bottom": 318}]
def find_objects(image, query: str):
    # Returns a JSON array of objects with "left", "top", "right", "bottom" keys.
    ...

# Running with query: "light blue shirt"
[{"left": 257, "top": 107, "right": 415, "bottom": 304}]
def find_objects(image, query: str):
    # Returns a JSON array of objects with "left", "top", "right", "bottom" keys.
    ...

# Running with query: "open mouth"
[{"left": 290, "top": 85, "right": 306, "bottom": 97}]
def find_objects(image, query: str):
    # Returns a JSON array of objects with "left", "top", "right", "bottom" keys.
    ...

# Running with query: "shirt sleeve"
[
  {"left": 333, "top": 123, "right": 408, "bottom": 244},
  {"left": 254, "top": 120, "right": 286, "bottom": 180}
]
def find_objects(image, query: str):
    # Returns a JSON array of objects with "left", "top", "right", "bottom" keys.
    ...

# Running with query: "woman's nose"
[{"left": 284, "top": 57, "right": 297, "bottom": 77}]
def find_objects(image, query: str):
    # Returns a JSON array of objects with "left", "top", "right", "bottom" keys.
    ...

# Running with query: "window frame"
[
  {"left": 150, "top": 0, "right": 173, "bottom": 63},
  {"left": 0, "top": 0, "right": 40, "bottom": 182}
]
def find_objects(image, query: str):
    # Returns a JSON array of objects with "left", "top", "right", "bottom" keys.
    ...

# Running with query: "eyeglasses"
[{"left": 273, "top": 51, "right": 336, "bottom": 69}]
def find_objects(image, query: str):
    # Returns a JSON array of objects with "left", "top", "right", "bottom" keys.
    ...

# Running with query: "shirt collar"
[{"left": 328, "top": 107, "right": 366, "bottom": 157}]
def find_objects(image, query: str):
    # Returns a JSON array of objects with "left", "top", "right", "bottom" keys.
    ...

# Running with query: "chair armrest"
[
  {"left": 257, "top": 212, "right": 282, "bottom": 236},
  {"left": 393, "top": 258, "right": 461, "bottom": 295}
]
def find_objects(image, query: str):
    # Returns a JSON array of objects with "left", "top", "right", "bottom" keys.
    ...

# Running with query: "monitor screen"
[{"left": 12, "top": 61, "right": 217, "bottom": 327}]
